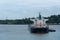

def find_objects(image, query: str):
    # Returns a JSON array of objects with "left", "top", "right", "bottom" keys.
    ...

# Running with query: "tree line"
[
  {"left": 0, "top": 18, "right": 33, "bottom": 24},
  {"left": 46, "top": 15, "right": 60, "bottom": 24},
  {"left": 0, "top": 15, "right": 60, "bottom": 24}
]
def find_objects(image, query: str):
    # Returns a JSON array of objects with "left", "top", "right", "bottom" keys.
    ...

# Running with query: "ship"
[{"left": 28, "top": 13, "right": 49, "bottom": 33}]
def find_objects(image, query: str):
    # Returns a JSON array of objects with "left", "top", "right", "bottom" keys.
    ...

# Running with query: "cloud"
[{"left": 0, "top": 0, "right": 60, "bottom": 19}]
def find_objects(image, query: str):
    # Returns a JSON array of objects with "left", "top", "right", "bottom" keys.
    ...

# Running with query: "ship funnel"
[{"left": 39, "top": 13, "right": 42, "bottom": 20}]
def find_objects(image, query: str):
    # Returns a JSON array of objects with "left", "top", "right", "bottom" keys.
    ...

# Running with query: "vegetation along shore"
[{"left": 0, "top": 15, "right": 60, "bottom": 25}]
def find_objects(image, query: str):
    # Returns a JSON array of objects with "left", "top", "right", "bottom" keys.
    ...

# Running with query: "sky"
[{"left": 0, "top": 0, "right": 60, "bottom": 19}]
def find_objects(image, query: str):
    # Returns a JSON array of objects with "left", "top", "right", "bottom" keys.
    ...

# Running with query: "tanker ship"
[{"left": 28, "top": 13, "right": 49, "bottom": 33}]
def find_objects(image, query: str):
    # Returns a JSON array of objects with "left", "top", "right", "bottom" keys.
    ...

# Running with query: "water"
[{"left": 0, "top": 25, "right": 60, "bottom": 40}]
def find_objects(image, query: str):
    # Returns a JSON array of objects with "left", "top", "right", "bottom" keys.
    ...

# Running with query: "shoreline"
[{"left": 0, "top": 24, "right": 60, "bottom": 25}]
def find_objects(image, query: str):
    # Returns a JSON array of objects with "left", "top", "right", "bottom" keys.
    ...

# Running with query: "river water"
[{"left": 0, "top": 25, "right": 60, "bottom": 40}]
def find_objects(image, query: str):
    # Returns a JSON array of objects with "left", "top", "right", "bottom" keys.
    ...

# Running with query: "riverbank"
[
  {"left": 47, "top": 23, "right": 60, "bottom": 25},
  {"left": 0, "top": 23, "right": 60, "bottom": 25}
]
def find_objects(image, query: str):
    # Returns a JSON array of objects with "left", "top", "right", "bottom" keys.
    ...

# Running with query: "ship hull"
[{"left": 30, "top": 27, "right": 49, "bottom": 33}]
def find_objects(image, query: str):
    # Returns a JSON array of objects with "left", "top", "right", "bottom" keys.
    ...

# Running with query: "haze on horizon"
[{"left": 0, "top": 0, "right": 60, "bottom": 20}]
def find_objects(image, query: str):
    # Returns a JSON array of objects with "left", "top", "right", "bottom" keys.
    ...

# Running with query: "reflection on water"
[{"left": 0, "top": 25, "right": 60, "bottom": 40}]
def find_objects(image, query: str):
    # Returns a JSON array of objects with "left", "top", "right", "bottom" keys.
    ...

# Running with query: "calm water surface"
[{"left": 0, "top": 25, "right": 60, "bottom": 40}]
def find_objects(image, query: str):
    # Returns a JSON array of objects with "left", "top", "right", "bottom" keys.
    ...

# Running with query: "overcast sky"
[{"left": 0, "top": 0, "right": 60, "bottom": 19}]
